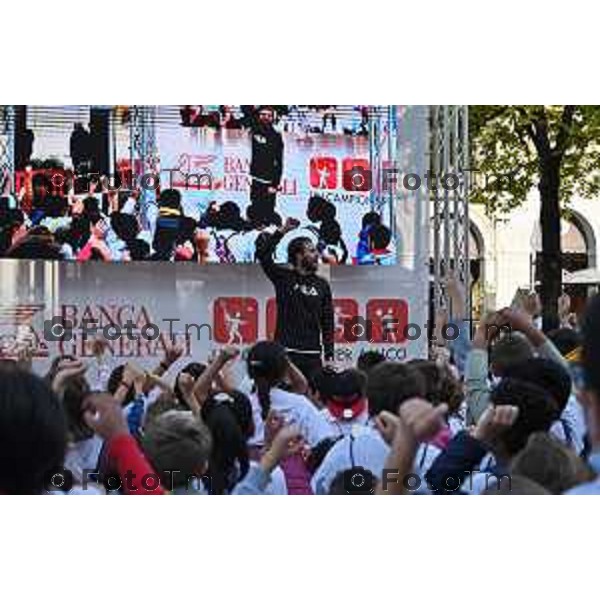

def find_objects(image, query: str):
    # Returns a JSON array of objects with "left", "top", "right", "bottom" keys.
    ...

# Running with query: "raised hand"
[
  {"left": 281, "top": 217, "right": 300, "bottom": 234},
  {"left": 376, "top": 399, "right": 447, "bottom": 495},
  {"left": 445, "top": 273, "right": 466, "bottom": 318},
  {"left": 374, "top": 410, "right": 401, "bottom": 445},
  {"left": 398, "top": 398, "right": 448, "bottom": 444},
  {"left": 219, "top": 346, "right": 240, "bottom": 363},
  {"left": 177, "top": 372, "right": 195, "bottom": 398},
  {"left": 472, "top": 405, "right": 519, "bottom": 445},
  {"left": 497, "top": 307, "right": 537, "bottom": 334},
  {"left": 163, "top": 341, "right": 184, "bottom": 367},
  {"left": 261, "top": 421, "right": 304, "bottom": 473},
  {"left": 119, "top": 362, "right": 147, "bottom": 397},
  {"left": 522, "top": 292, "right": 542, "bottom": 319},
  {"left": 176, "top": 372, "right": 201, "bottom": 415},
  {"left": 558, "top": 293, "right": 571, "bottom": 321},
  {"left": 473, "top": 311, "right": 497, "bottom": 348},
  {"left": 263, "top": 411, "right": 288, "bottom": 448},
  {"left": 52, "top": 359, "right": 88, "bottom": 399},
  {"left": 87, "top": 335, "right": 110, "bottom": 359},
  {"left": 107, "top": 190, "right": 120, "bottom": 214}
]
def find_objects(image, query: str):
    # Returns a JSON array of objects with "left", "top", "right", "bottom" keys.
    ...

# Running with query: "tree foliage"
[
  {"left": 469, "top": 105, "right": 600, "bottom": 327},
  {"left": 469, "top": 105, "right": 600, "bottom": 213}
]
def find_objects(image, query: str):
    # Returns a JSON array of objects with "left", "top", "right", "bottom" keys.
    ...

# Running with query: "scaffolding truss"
[
  {"left": 0, "top": 106, "right": 15, "bottom": 191},
  {"left": 368, "top": 106, "right": 399, "bottom": 238},
  {"left": 129, "top": 105, "right": 158, "bottom": 230},
  {"left": 430, "top": 105, "right": 470, "bottom": 317}
]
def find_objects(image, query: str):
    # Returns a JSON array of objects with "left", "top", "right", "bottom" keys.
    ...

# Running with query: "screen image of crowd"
[
  {"left": 1, "top": 286, "right": 599, "bottom": 496},
  {"left": 0, "top": 105, "right": 396, "bottom": 265},
  {"left": 179, "top": 105, "right": 374, "bottom": 135}
]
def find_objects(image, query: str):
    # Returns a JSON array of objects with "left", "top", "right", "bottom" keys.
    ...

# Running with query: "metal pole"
[
  {"left": 461, "top": 105, "right": 471, "bottom": 319},
  {"left": 442, "top": 105, "right": 451, "bottom": 278},
  {"left": 432, "top": 106, "right": 442, "bottom": 311},
  {"left": 388, "top": 105, "right": 396, "bottom": 237}
]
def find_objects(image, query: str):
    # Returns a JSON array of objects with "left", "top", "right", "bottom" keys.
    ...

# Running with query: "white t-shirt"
[
  {"left": 206, "top": 228, "right": 261, "bottom": 263},
  {"left": 311, "top": 426, "right": 388, "bottom": 495},
  {"left": 254, "top": 463, "right": 288, "bottom": 495},
  {"left": 248, "top": 387, "right": 336, "bottom": 448},
  {"left": 232, "top": 230, "right": 261, "bottom": 263},
  {"left": 310, "top": 425, "right": 441, "bottom": 495},
  {"left": 320, "top": 408, "right": 370, "bottom": 437},
  {"left": 64, "top": 436, "right": 104, "bottom": 485}
]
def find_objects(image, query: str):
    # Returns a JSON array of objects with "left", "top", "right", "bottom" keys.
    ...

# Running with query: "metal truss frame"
[
  {"left": 0, "top": 106, "right": 15, "bottom": 190},
  {"left": 430, "top": 105, "right": 470, "bottom": 317},
  {"left": 129, "top": 105, "right": 158, "bottom": 229},
  {"left": 368, "top": 106, "right": 399, "bottom": 237}
]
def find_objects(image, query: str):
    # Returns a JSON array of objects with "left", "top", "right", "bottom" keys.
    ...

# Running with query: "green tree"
[{"left": 470, "top": 105, "right": 600, "bottom": 329}]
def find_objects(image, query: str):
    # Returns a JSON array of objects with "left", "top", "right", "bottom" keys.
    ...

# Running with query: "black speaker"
[
  {"left": 89, "top": 107, "right": 110, "bottom": 176},
  {"left": 14, "top": 105, "right": 33, "bottom": 171}
]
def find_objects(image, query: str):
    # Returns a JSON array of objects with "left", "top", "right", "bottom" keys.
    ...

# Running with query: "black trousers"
[
  {"left": 287, "top": 351, "right": 323, "bottom": 381},
  {"left": 250, "top": 180, "right": 277, "bottom": 220}
]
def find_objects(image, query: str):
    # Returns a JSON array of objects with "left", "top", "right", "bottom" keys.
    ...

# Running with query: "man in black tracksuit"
[
  {"left": 256, "top": 218, "right": 335, "bottom": 377},
  {"left": 249, "top": 106, "right": 284, "bottom": 223}
]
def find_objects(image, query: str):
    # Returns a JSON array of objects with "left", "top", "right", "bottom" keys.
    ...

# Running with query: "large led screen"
[{"left": 0, "top": 105, "right": 397, "bottom": 264}]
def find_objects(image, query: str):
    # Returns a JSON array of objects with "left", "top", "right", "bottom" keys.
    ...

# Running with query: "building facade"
[{"left": 469, "top": 193, "right": 599, "bottom": 317}]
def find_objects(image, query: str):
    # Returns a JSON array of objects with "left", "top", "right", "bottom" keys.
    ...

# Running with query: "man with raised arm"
[{"left": 256, "top": 217, "right": 335, "bottom": 377}]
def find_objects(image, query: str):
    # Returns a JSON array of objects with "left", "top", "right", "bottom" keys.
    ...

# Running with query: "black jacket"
[
  {"left": 425, "top": 431, "right": 509, "bottom": 494},
  {"left": 250, "top": 125, "right": 284, "bottom": 187},
  {"left": 257, "top": 230, "right": 334, "bottom": 360}
]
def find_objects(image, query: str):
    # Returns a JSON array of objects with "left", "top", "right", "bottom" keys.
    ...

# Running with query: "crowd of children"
[{"left": 1, "top": 276, "right": 598, "bottom": 495}]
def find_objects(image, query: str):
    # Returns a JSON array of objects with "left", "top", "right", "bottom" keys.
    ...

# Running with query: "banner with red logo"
[{"left": 1, "top": 264, "right": 428, "bottom": 373}]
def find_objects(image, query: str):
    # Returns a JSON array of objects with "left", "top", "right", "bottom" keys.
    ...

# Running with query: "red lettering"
[
  {"left": 224, "top": 157, "right": 246, "bottom": 174},
  {"left": 98, "top": 305, "right": 118, "bottom": 327},
  {"left": 117, "top": 305, "right": 135, "bottom": 327},
  {"left": 80, "top": 306, "right": 97, "bottom": 329},
  {"left": 223, "top": 174, "right": 248, "bottom": 192},
  {"left": 61, "top": 305, "right": 78, "bottom": 327},
  {"left": 136, "top": 307, "right": 153, "bottom": 329},
  {"left": 58, "top": 338, "right": 77, "bottom": 357},
  {"left": 79, "top": 334, "right": 95, "bottom": 358},
  {"left": 118, "top": 335, "right": 137, "bottom": 358},
  {"left": 136, "top": 335, "right": 153, "bottom": 357},
  {"left": 155, "top": 334, "right": 170, "bottom": 355}
]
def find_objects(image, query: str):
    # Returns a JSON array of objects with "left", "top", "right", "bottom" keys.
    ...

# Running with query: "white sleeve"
[
  {"left": 264, "top": 466, "right": 288, "bottom": 495},
  {"left": 551, "top": 393, "right": 586, "bottom": 455},
  {"left": 299, "top": 400, "right": 337, "bottom": 447},
  {"left": 311, "top": 442, "right": 347, "bottom": 495}
]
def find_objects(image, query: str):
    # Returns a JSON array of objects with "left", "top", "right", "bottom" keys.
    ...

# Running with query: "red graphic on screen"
[
  {"left": 213, "top": 297, "right": 258, "bottom": 345},
  {"left": 366, "top": 299, "right": 409, "bottom": 344},
  {"left": 342, "top": 158, "right": 371, "bottom": 192},
  {"left": 342, "top": 158, "right": 370, "bottom": 173},
  {"left": 310, "top": 157, "right": 338, "bottom": 190},
  {"left": 266, "top": 298, "right": 277, "bottom": 341},
  {"left": 333, "top": 299, "right": 360, "bottom": 344}
]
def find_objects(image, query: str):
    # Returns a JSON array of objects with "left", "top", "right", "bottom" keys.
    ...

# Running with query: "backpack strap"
[
  {"left": 418, "top": 443, "right": 430, "bottom": 471},
  {"left": 560, "top": 417, "right": 574, "bottom": 448}
]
